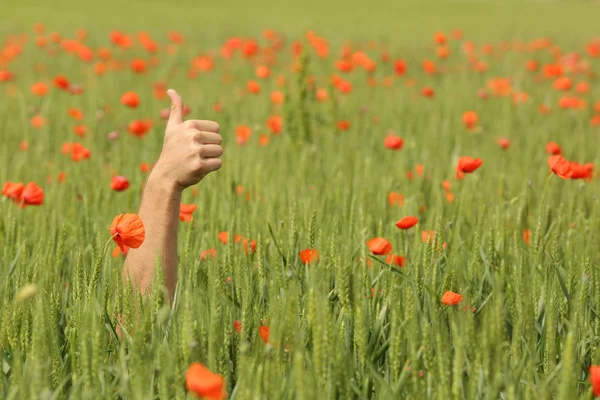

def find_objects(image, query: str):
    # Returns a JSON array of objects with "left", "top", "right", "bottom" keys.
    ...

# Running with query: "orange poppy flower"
[
  {"left": 73, "top": 125, "right": 87, "bottom": 137},
  {"left": 396, "top": 216, "right": 418, "bottom": 230},
  {"left": 546, "top": 142, "right": 562, "bottom": 155},
  {"left": 128, "top": 120, "right": 150, "bottom": 138},
  {"left": 110, "top": 214, "right": 145, "bottom": 253},
  {"left": 71, "top": 142, "right": 91, "bottom": 162},
  {"left": 388, "top": 192, "right": 404, "bottom": 207},
  {"left": 441, "top": 291, "right": 463, "bottom": 306},
  {"left": 54, "top": 75, "right": 69, "bottom": 90},
  {"left": 433, "top": 32, "right": 447, "bottom": 45},
  {"left": 120, "top": 91, "right": 140, "bottom": 108},
  {"left": 0, "top": 70, "right": 14, "bottom": 82},
  {"left": 200, "top": 248, "right": 218, "bottom": 261},
  {"left": 185, "top": 363, "right": 226, "bottom": 400},
  {"left": 394, "top": 59, "right": 407, "bottom": 76},
  {"left": 110, "top": 176, "right": 130, "bottom": 192},
  {"left": 436, "top": 46, "right": 450, "bottom": 59},
  {"left": 589, "top": 366, "right": 600, "bottom": 397},
  {"left": 247, "top": 80, "right": 261, "bottom": 94},
  {"left": 523, "top": 229, "right": 531, "bottom": 245},
  {"left": 316, "top": 88, "right": 329, "bottom": 102},
  {"left": 553, "top": 76, "right": 572, "bottom": 91},
  {"left": 255, "top": 65, "right": 270, "bottom": 79},
  {"left": 31, "top": 115, "right": 46, "bottom": 128},
  {"left": 299, "top": 249, "right": 320, "bottom": 265},
  {"left": 335, "top": 59, "right": 353, "bottom": 73},
  {"left": 367, "top": 238, "right": 392, "bottom": 255},
  {"left": 384, "top": 135, "right": 403, "bottom": 150},
  {"left": 337, "top": 120, "right": 350, "bottom": 131},
  {"left": 130, "top": 58, "right": 147, "bottom": 73},
  {"left": 259, "top": 326, "right": 270, "bottom": 343},
  {"left": 20, "top": 182, "right": 44, "bottom": 208},
  {"left": 442, "top": 180, "right": 451, "bottom": 192},
  {"left": 179, "top": 203, "right": 197, "bottom": 222},
  {"left": 233, "top": 320, "right": 242, "bottom": 333},
  {"left": 421, "top": 86, "right": 435, "bottom": 98},
  {"left": 421, "top": 230, "right": 434, "bottom": 243},
  {"left": 235, "top": 125, "right": 252, "bottom": 145},
  {"left": 548, "top": 155, "right": 573, "bottom": 180},
  {"left": 266, "top": 116, "right": 283, "bottom": 134},
  {"left": 385, "top": 254, "right": 405, "bottom": 267},
  {"left": 456, "top": 157, "right": 483, "bottom": 173},
  {"left": 2, "top": 182, "right": 25, "bottom": 201},
  {"left": 570, "top": 162, "right": 594, "bottom": 180},
  {"left": 462, "top": 111, "right": 478, "bottom": 129},
  {"left": 421, "top": 59, "right": 437, "bottom": 75},
  {"left": 270, "top": 90, "right": 284, "bottom": 105},
  {"left": 68, "top": 107, "right": 84, "bottom": 120},
  {"left": 497, "top": 138, "right": 511, "bottom": 150},
  {"left": 259, "top": 134, "right": 270, "bottom": 146},
  {"left": 31, "top": 82, "right": 49, "bottom": 96}
]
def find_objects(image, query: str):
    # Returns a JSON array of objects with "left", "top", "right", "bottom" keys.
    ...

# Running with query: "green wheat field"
[{"left": 1, "top": 0, "right": 600, "bottom": 398}]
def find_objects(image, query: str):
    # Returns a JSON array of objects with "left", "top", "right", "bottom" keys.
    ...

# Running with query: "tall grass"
[{"left": 1, "top": 4, "right": 600, "bottom": 398}]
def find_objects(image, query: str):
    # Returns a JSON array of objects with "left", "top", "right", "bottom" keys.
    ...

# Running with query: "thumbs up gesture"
[{"left": 153, "top": 89, "right": 223, "bottom": 191}]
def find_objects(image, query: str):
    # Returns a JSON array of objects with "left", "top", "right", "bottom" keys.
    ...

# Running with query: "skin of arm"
[{"left": 122, "top": 89, "right": 223, "bottom": 301}]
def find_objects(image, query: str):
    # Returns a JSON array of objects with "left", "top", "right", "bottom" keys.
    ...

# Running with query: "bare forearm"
[
  {"left": 123, "top": 170, "right": 181, "bottom": 300},
  {"left": 121, "top": 88, "right": 222, "bottom": 301}
]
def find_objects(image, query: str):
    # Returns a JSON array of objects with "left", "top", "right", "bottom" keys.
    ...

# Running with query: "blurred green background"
[{"left": 2, "top": 0, "right": 599, "bottom": 43}]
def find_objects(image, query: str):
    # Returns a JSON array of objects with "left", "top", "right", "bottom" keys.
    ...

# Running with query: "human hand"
[{"left": 152, "top": 89, "right": 223, "bottom": 191}]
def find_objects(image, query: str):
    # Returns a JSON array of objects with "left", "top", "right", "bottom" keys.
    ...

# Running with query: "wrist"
[{"left": 146, "top": 165, "right": 183, "bottom": 199}]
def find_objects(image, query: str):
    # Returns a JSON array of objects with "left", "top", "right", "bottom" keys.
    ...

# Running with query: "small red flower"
[
  {"left": 384, "top": 135, "right": 403, "bottom": 150},
  {"left": 396, "top": 216, "right": 418, "bottom": 230},
  {"left": 179, "top": 203, "right": 197, "bottom": 222},
  {"left": 110, "top": 176, "right": 130, "bottom": 192},
  {"left": 110, "top": 214, "right": 145, "bottom": 253},
  {"left": 441, "top": 291, "right": 463, "bottom": 306},
  {"left": 20, "top": 182, "right": 44, "bottom": 208},
  {"left": 299, "top": 249, "right": 320, "bottom": 265},
  {"left": 367, "top": 238, "right": 392, "bottom": 255}
]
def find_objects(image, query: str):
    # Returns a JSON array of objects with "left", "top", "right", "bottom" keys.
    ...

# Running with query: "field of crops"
[{"left": 2, "top": 0, "right": 600, "bottom": 398}]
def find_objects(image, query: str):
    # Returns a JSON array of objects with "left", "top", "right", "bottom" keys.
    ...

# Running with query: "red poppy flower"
[
  {"left": 20, "top": 182, "right": 44, "bottom": 208},
  {"left": 128, "top": 120, "right": 150, "bottom": 138},
  {"left": 266, "top": 115, "right": 283, "bottom": 134},
  {"left": 367, "top": 238, "right": 392, "bottom": 255},
  {"left": 185, "top": 363, "right": 226, "bottom": 400},
  {"left": 396, "top": 216, "right": 418, "bottom": 230},
  {"left": 200, "top": 248, "right": 218, "bottom": 261},
  {"left": 31, "top": 82, "right": 49, "bottom": 96},
  {"left": 233, "top": 320, "right": 242, "bottom": 333},
  {"left": 497, "top": 138, "right": 511, "bottom": 150},
  {"left": 462, "top": 111, "right": 478, "bottom": 129},
  {"left": 570, "top": 162, "right": 593, "bottom": 180},
  {"left": 441, "top": 291, "right": 463, "bottom": 306},
  {"left": 457, "top": 157, "right": 483, "bottom": 173},
  {"left": 388, "top": 192, "right": 404, "bottom": 207},
  {"left": 589, "top": 366, "right": 600, "bottom": 397},
  {"left": 259, "top": 326, "right": 270, "bottom": 343},
  {"left": 385, "top": 254, "right": 405, "bottom": 267},
  {"left": 120, "top": 91, "right": 140, "bottom": 108},
  {"left": 110, "top": 214, "right": 145, "bottom": 253},
  {"left": 2, "top": 182, "right": 25, "bottom": 201},
  {"left": 384, "top": 135, "right": 403, "bottom": 150},
  {"left": 299, "top": 249, "right": 320, "bottom": 265},
  {"left": 523, "top": 229, "right": 531, "bottom": 245},
  {"left": 546, "top": 142, "right": 562, "bottom": 155},
  {"left": 179, "top": 203, "right": 197, "bottom": 222},
  {"left": 111, "top": 176, "right": 130, "bottom": 192},
  {"left": 548, "top": 155, "right": 572, "bottom": 180},
  {"left": 393, "top": 59, "right": 407, "bottom": 76}
]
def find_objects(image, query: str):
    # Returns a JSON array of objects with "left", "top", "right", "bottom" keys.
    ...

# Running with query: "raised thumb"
[{"left": 166, "top": 89, "right": 183, "bottom": 128}]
